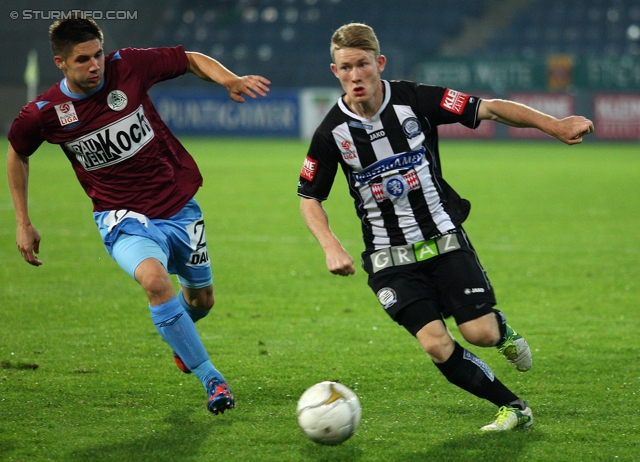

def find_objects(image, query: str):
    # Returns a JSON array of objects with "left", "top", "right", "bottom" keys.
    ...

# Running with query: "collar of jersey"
[
  {"left": 339, "top": 79, "right": 391, "bottom": 121},
  {"left": 60, "top": 77, "right": 104, "bottom": 99}
]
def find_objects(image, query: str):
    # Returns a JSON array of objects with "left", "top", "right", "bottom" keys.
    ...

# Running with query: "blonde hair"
[{"left": 330, "top": 23, "right": 380, "bottom": 61}]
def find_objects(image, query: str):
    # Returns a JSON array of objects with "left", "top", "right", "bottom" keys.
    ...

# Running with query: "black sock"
[
  {"left": 435, "top": 342, "right": 519, "bottom": 407},
  {"left": 493, "top": 309, "right": 507, "bottom": 345}
]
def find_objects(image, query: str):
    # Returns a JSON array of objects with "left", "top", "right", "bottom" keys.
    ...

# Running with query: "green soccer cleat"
[
  {"left": 481, "top": 404, "right": 534, "bottom": 431},
  {"left": 497, "top": 325, "right": 532, "bottom": 372}
]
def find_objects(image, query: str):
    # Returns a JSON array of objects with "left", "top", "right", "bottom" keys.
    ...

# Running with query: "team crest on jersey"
[
  {"left": 402, "top": 117, "right": 421, "bottom": 139},
  {"left": 54, "top": 102, "right": 79, "bottom": 127},
  {"left": 107, "top": 90, "right": 128, "bottom": 111}
]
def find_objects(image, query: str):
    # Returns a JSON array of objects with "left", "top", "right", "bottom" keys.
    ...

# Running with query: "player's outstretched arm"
[
  {"left": 185, "top": 51, "right": 270, "bottom": 103},
  {"left": 478, "top": 99, "right": 594, "bottom": 145},
  {"left": 300, "top": 198, "right": 355, "bottom": 276},
  {"left": 7, "top": 144, "right": 42, "bottom": 266}
]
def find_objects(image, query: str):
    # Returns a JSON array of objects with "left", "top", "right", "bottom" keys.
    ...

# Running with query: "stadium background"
[{"left": 1, "top": 0, "right": 639, "bottom": 140}]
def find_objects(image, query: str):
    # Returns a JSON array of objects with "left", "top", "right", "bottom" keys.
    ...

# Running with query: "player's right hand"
[
  {"left": 16, "top": 224, "right": 43, "bottom": 266},
  {"left": 326, "top": 249, "right": 355, "bottom": 276}
]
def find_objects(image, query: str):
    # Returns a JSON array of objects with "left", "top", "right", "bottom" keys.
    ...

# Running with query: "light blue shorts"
[{"left": 94, "top": 198, "right": 213, "bottom": 289}]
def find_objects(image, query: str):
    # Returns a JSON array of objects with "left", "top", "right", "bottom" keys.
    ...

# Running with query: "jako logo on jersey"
[
  {"left": 440, "top": 89, "right": 470, "bottom": 115},
  {"left": 55, "top": 102, "right": 79, "bottom": 127},
  {"left": 300, "top": 156, "right": 318, "bottom": 181},
  {"left": 369, "top": 129, "right": 386, "bottom": 141},
  {"left": 65, "top": 105, "right": 154, "bottom": 171}
]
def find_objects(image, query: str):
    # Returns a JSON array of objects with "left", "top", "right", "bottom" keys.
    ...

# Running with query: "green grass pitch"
[{"left": 0, "top": 138, "right": 638, "bottom": 461}]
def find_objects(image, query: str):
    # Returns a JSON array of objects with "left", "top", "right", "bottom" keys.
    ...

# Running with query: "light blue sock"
[
  {"left": 178, "top": 289, "right": 211, "bottom": 323},
  {"left": 149, "top": 297, "right": 224, "bottom": 388}
]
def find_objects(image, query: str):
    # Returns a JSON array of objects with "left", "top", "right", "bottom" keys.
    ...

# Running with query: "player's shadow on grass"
[
  {"left": 64, "top": 408, "right": 224, "bottom": 462},
  {"left": 300, "top": 443, "right": 364, "bottom": 462},
  {"left": 397, "top": 429, "right": 543, "bottom": 462}
]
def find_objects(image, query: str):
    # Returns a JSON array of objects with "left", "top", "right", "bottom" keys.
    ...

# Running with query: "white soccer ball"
[{"left": 296, "top": 381, "right": 361, "bottom": 446}]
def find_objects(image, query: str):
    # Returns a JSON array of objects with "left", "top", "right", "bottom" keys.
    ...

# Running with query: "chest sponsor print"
[
  {"left": 371, "top": 170, "right": 421, "bottom": 202},
  {"left": 64, "top": 105, "right": 154, "bottom": 171},
  {"left": 352, "top": 147, "right": 425, "bottom": 185}
]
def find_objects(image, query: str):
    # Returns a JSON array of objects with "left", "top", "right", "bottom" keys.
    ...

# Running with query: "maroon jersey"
[{"left": 8, "top": 46, "right": 202, "bottom": 219}]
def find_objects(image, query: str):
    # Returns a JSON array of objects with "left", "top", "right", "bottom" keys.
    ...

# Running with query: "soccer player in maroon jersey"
[
  {"left": 7, "top": 17, "right": 270, "bottom": 415},
  {"left": 298, "top": 23, "right": 594, "bottom": 431}
]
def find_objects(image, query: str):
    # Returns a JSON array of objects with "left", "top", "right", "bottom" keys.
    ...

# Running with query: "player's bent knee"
[
  {"left": 415, "top": 323, "right": 455, "bottom": 363},
  {"left": 458, "top": 314, "right": 501, "bottom": 347},
  {"left": 183, "top": 286, "right": 214, "bottom": 310}
]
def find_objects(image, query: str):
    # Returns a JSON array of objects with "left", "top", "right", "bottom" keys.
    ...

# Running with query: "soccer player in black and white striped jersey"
[{"left": 298, "top": 23, "right": 594, "bottom": 432}]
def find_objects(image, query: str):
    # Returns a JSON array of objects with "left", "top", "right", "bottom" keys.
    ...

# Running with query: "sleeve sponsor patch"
[
  {"left": 440, "top": 89, "right": 470, "bottom": 115},
  {"left": 300, "top": 156, "right": 318, "bottom": 181}
]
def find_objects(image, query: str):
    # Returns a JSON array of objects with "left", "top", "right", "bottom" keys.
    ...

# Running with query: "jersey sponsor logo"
[
  {"left": 352, "top": 147, "right": 425, "bottom": 185},
  {"left": 64, "top": 104, "right": 154, "bottom": 171},
  {"left": 340, "top": 140, "right": 357, "bottom": 160},
  {"left": 300, "top": 156, "right": 318, "bottom": 181},
  {"left": 440, "top": 89, "right": 470, "bottom": 115},
  {"left": 107, "top": 90, "right": 128, "bottom": 111},
  {"left": 55, "top": 102, "right": 79, "bottom": 127},
  {"left": 402, "top": 117, "right": 421, "bottom": 139},
  {"left": 372, "top": 170, "right": 420, "bottom": 202},
  {"left": 369, "top": 129, "right": 386, "bottom": 141},
  {"left": 382, "top": 174, "right": 409, "bottom": 201}
]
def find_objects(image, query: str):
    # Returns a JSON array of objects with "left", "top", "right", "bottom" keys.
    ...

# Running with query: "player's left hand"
[{"left": 228, "top": 75, "right": 271, "bottom": 103}]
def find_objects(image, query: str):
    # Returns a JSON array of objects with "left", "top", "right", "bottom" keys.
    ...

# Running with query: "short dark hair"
[{"left": 49, "top": 16, "right": 104, "bottom": 58}]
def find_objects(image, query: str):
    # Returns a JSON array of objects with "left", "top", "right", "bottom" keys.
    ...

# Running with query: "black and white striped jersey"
[{"left": 298, "top": 79, "right": 482, "bottom": 254}]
